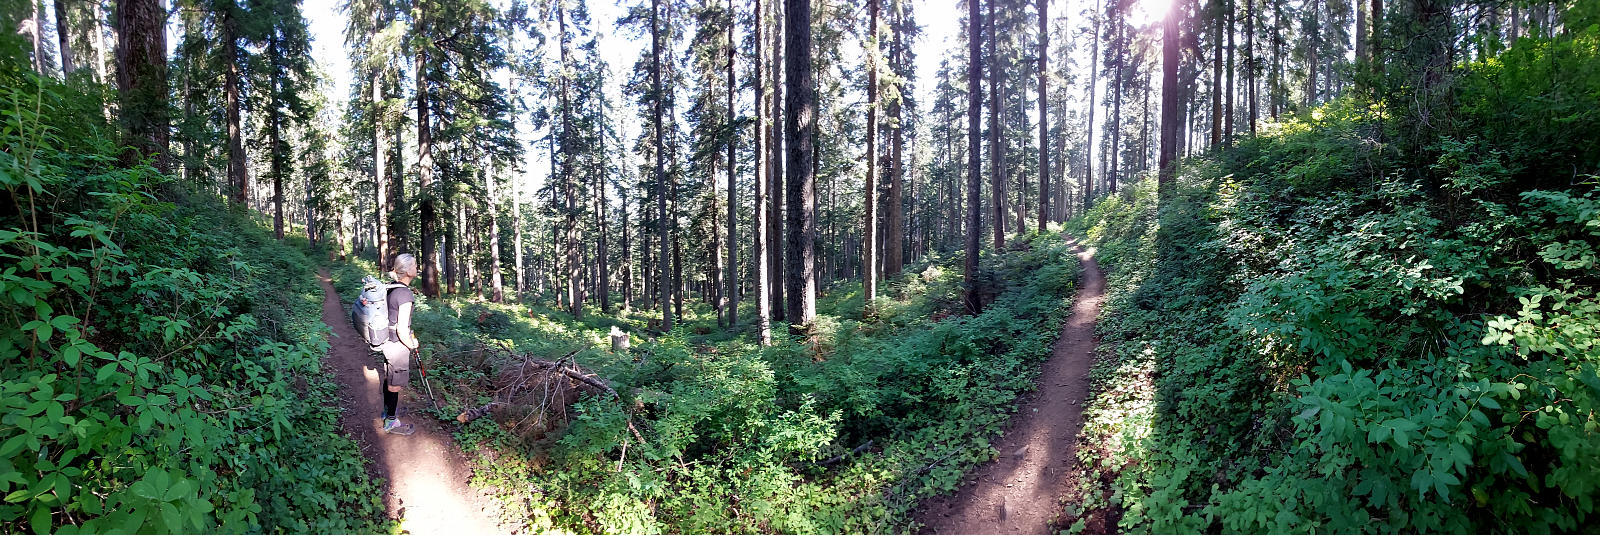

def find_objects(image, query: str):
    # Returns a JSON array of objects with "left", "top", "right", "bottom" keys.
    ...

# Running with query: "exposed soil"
[
  {"left": 913, "top": 243, "right": 1105, "bottom": 534},
  {"left": 316, "top": 270, "right": 507, "bottom": 534}
]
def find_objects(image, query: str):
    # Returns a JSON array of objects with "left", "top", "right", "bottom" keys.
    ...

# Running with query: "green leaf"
[
  {"left": 30, "top": 504, "right": 50, "bottom": 534},
  {"left": 1479, "top": 396, "right": 1501, "bottom": 410}
]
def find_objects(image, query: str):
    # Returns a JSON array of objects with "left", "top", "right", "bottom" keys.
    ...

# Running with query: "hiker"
[{"left": 376, "top": 253, "right": 420, "bottom": 435}]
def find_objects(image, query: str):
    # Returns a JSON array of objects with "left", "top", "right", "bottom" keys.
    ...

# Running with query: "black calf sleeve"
[{"left": 383, "top": 389, "right": 399, "bottom": 419}]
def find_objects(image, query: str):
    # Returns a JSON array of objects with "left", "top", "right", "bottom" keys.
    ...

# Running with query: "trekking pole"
[{"left": 413, "top": 348, "right": 442, "bottom": 412}]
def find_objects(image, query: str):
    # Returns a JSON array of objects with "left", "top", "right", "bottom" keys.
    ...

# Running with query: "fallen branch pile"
[{"left": 454, "top": 345, "right": 619, "bottom": 442}]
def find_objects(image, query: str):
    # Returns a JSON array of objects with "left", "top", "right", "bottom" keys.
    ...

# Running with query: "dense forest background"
[{"left": 1, "top": 0, "right": 1597, "bottom": 531}]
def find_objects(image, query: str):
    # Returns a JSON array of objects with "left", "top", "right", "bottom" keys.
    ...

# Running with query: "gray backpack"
[{"left": 351, "top": 276, "right": 406, "bottom": 346}]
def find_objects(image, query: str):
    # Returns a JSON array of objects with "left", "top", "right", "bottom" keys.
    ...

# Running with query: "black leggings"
[{"left": 382, "top": 380, "right": 399, "bottom": 419}]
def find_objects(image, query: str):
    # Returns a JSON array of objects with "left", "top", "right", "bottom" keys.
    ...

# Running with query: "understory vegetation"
[
  {"left": 0, "top": 69, "right": 388, "bottom": 533},
  {"left": 1062, "top": 25, "right": 1600, "bottom": 533},
  {"left": 333, "top": 233, "right": 1080, "bottom": 533}
]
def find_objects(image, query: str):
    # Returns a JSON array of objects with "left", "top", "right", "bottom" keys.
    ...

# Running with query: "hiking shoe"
[{"left": 382, "top": 418, "right": 415, "bottom": 436}]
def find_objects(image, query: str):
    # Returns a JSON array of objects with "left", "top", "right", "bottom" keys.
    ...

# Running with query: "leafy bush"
[
  {"left": 1062, "top": 30, "right": 1600, "bottom": 533},
  {"left": 0, "top": 66, "right": 385, "bottom": 532}
]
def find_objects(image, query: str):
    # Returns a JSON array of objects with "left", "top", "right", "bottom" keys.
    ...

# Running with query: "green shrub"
[
  {"left": 0, "top": 66, "right": 385, "bottom": 533},
  {"left": 1063, "top": 33, "right": 1600, "bottom": 532},
  {"left": 452, "top": 232, "right": 1081, "bottom": 533}
]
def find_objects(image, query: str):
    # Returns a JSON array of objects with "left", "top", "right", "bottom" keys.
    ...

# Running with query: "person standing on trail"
[{"left": 377, "top": 253, "right": 420, "bottom": 435}]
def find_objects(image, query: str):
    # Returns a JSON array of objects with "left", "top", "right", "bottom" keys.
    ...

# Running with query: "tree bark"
[
  {"left": 1037, "top": 0, "right": 1049, "bottom": 232},
  {"left": 652, "top": 0, "right": 672, "bottom": 330},
  {"left": 598, "top": 115, "right": 612, "bottom": 313},
  {"left": 269, "top": 32, "right": 285, "bottom": 240},
  {"left": 1225, "top": 0, "right": 1235, "bottom": 143},
  {"left": 55, "top": 0, "right": 75, "bottom": 75},
  {"left": 1355, "top": 0, "right": 1366, "bottom": 63},
  {"left": 372, "top": 27, "right": 389, "bottom": 269},
  {"left": 1211, "top": 0, "right": 1222, "bottom": 148},
  {"left": 986, "top": 0, "right": 1006, "bottom": 251},
  {"left": 1109, "top": 19, "right": 1123, "bottom": 192},
  {"left": 1370, "top": 0, "right": 1382, "bottom": 71},
  {"left": 884, "top": 0, "right": 905, "bottom": 277},
  {"left": 863, "top": 0, "right": 879, "bottom": 306},
  {"left": 223, "top": 3, "right": 246, "bottom": 202},
  {"left": 559, "top": 0, "right": 581, "bottom": 317},
  {"left": 753, "top": 0, "right": 771, "bottom": 345},
  {"left": 965, "top": 0, "right": 984, "bottom": 315},
  {"left": 725, "top": 0, "right": 738, "bottom": 326},
  {"left": 1306, "top": 0, "right": 1318, "bottom": 108},
  {"left": 1246, "top": 0, "right": 1256, "bottom": 135},
  {"left": 1160, "top": 0, "right": 1181, "bottom": 198},
  {"left": 1084, "top": 0, "right": 1099, "bottom": 211},
  {"left": 115, "top": 0, "right": 167, "bottom": 171},
  {"left": 784, "top": 0, "right": 816, "bottom": 325},
  {"left": 489, "top": 162, "right": 505, "bottom": 302},
  {"left": 768, "top": 0, "right": 785, "bottom": 322},
  {"left": 417, "top": 9, "right": 440, "bottom": 297}
]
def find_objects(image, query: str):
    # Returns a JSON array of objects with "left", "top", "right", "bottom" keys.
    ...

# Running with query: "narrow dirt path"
[
  {"left": 316, "top": 269, "right": 506, "bottom": 534},
  {"left": 914, "top": 242, "right": 1104, "bottom": 534}
]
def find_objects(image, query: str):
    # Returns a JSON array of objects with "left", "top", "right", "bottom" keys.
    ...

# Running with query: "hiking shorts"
[{"left": 376, "top": 341, "right": 411, "bottom": 388}]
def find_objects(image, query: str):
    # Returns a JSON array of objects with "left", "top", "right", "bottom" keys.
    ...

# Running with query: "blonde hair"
[{"left": 391, "top": 253, "right": 419, "bottom": 278}]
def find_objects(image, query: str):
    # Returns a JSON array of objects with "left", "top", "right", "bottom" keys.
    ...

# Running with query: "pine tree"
[
  {"left": 964, "top": 0, "right": 983, "bottom": 315},
  {"left": 783, "top": 0, "right": 815, "bottom": 325},
  {"left": 251, "top": 0, "right": 316, "bottom": 240}
]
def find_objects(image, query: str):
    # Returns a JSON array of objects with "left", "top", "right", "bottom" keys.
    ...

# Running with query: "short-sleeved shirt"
[{"left": 387, "top": 284, "right": 415, "bottom": 343}]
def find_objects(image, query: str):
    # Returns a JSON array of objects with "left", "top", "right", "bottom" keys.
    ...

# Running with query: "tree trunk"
[
  {"left": 373, "top": 56, "right": 389, "bottom": 269},
  {"left": 1211, "top": 0, "right": 1222, "bottom": 148},
  {"left": 1037, "top": 0, "right": 1049, "bottom": 232},
  {"left": 55, "top": 0, "right": 75, "bottom": 75},
  {"left": 1272, "top": 0, "right": 1283, "bottom": 118},
  {"left": 1355, "top": 0, "right": 1366, "bottom": 63},
  {"left": 559, "top": 0, "right": 581, "bottom": 317},
  {"left": 725, "top": 0, "right": 738, "bottom": 326},
  {"left": 884, "top": 0, "right": 905, "bottom": 277},
  {"left": 753, "top": 0, "right": 771, "bottom": 345},
  {"left": 512, "top": 156, "right": 524, "bottom": 299},
  {"left": 1306, "top": 0, "right": 1318, "bottom": 107},
  {"left": 1160, "top": 0, "right": 1181, "bottom": 198},
  {"left": 223, "top": 4, "right": 246, "bottom": 202},
  {"left": 447, "top": 203, "right": 459, "bottom": 295},
  {"left": 1109, "top": 19, "right": 1123, "bottom": 192},
  {"left": 598, "top": 124, "right": 612, "bottom": 313},
  {"left": 1246, "top": 0, "right": 1256, "bottom": 135},
  {"left": 417, "top": 33, "right": 440, "bottom": 297},
  {"left": 1370, "top": 0, "right": 1382, "bottom": 71},
  {"left": 986, "top": 0, "right": 1006, "bottom": 251},
  {"left": 269, "top": 33, "right": 286, "bottom": 240},
  {"left": 652, "top": 0, "right": 672, "bottom": 330},
  {"left": 1084, "top": 0, "right": 1099, "bottom": 211},
  {"left": 965, "top": 0, "right": 984, "bottom": 315},
  {"left": 784, "top": 0, "right": 816, "bottom": 325},
  {"left": 768, "top": 0, "right": 785, "bottom": 322},
  {"left": 1225, "top": 0, "right": 1235, "bottom": 143},
  {"left": 489, "top": 162, "right": 505, "bottom": 303},
  {"left": 863, "top": 0, "right": 879, "bottom": 306}
]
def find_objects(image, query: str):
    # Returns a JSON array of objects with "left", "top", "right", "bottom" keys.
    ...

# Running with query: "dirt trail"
[
  {"left": 316, "top": 270, "right": 506, "bottom": 534},
  {"left": 914, "top": 243, "right": 1104, "bottom": 534}
]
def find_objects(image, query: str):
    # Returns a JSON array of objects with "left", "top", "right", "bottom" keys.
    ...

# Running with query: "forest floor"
[
  {"left": 913, "top": 243, "right": 1103, "bottom": 534},
  {"left": 316, "top": 270, "right": 508, "bottom": 534}
]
